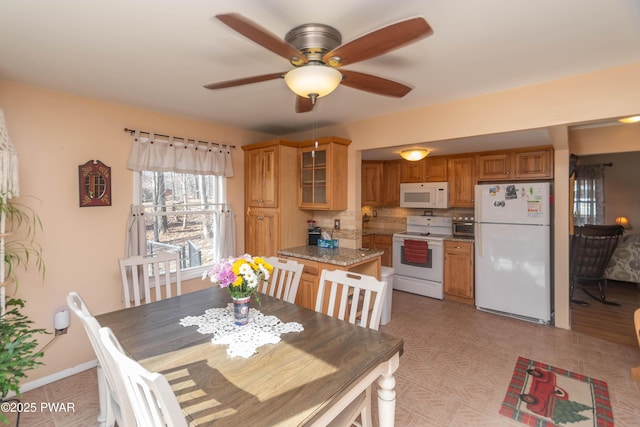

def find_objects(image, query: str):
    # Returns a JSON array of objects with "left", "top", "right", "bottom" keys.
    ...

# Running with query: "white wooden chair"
[
  {"left": 118, "top": 252, "right": 182, "bottom": 308},
  {"left": 261, "top": 256, "right": 304, "bottom": 303},
  {"left": 66, "top": 292, "right": 136, "bottom": 427},
  {"left": 99, "top": 326, "right": 188, "bottom": 427},
  {"left": 314, "top": 269, "right": 388, "bottom": 427}
]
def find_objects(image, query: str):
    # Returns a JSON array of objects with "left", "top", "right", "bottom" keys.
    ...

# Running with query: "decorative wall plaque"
[{"left": 79, "top": 160, "right": 111, "bottom": 207}]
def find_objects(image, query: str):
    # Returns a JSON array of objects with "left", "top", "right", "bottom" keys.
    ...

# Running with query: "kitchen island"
[{"left": 277, "top": 245, "right": 384, "bottom": 310}]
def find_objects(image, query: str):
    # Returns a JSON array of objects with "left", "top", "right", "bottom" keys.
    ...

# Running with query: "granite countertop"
[
  {"left": 362, "top": 229, "right": 404, "bottom": 236},
  {"left": 446, "top": 236, "right": 475, "bottom": 243},
  {"left": 277, "top": 245, "right": 384, "bottom": 267}
]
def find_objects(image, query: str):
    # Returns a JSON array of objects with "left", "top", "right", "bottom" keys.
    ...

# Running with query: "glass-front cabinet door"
[
  {"left": 300, "top": 146, "right": 329, "bottom": 208},
  {"left": 298, "top": 137, "right": 350, "bottom": 211}
]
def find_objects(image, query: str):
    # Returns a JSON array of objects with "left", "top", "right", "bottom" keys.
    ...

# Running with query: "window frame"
[{"left": 133, "top": 171, "right": 227, "bottom": 281}]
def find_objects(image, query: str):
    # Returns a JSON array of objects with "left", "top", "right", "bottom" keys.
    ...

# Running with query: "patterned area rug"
[{"left": 500, "top": 356, "right": 614, "bottom": 426}]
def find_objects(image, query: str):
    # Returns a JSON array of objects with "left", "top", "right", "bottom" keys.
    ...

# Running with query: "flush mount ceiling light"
[
  {"left": 400, "top": 148, "right": 430, "bottom": 161},
  {"left": 284, "top": 64, "right": 343, "bottom": 99},
  {"left": 618, "top": 115, "right": 640, "bottom": 124}
]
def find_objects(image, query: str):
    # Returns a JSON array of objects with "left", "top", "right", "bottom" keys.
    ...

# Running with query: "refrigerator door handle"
[
  {"left": 475, "top": 185, "right": 481, "bottom": 221},
  {"left": 477, "top": 221, "right": 482, "bottom": 257},
  {"left": 475, "top": 184, "right": 482, "bottom": 257}
]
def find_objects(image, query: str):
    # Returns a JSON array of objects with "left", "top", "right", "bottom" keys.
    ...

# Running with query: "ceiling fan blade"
[
  {"left": 204, "top": 72, "right": 285, "bottom": 90},
  {"left": 340, "top": 70, "right": 412, "bottom": 98},
  {"left": 295, "top": 96, "right": 314, "bottom": 113},
  {"left": 323, "top": 17, "right": 432, "bottom": 67},
  {"left": 216, "top": 13, "right": 307, "bottom": 65}
]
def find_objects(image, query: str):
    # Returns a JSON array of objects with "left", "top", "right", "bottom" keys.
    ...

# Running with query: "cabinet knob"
[
  {"left": 258, "top": 216, "right": 264, "bottom": 220},
  {"left": 506, "top": 171, "right": 510, "bottom": 175}
]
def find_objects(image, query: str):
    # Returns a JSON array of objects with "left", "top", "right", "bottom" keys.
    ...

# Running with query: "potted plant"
[
  {"left": 0, "top": 196, "right": 46, "bottom": 426},
  {"left": 0, "top": 297, "right": 47, "bottom": 425}
]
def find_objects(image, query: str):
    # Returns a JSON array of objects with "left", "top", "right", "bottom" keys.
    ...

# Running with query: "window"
[
  {"left": 135, "top": 170, "right": 229, "bottom": 279},
  {"left": 573, "top": 164, "right": 606, "bottom": 226}
]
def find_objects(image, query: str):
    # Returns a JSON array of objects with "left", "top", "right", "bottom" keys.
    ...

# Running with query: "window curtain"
[
  {"left": 127, "top": 131, "right": 234, "bottom": 177},
  {"left": 214, "top": 209, "right": 236, "bottom": 260},
  {"left": 124, "top": 204, "right": 147, "bottom": 301},
  {"left": 124, "top": 131, "right": 236, "bottom": 274},
  {"left": 574, "top": 164, "right": 605, "bottom": 226}
]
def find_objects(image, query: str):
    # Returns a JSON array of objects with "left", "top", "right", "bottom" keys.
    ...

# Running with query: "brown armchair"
[{"left": 570, "top": 224, "right": 624, "bottom": 305}]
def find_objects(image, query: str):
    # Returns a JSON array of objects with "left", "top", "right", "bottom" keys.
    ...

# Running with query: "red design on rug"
[{"left": 500, "top": 356, "right": 614, "bottom": 427}]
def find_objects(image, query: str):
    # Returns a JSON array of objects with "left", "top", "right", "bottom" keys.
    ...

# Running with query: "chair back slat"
[
  {"left": 118, "top": 252, "right": 182, "bottom": 308},
  {"left": 315, "top": 270, "right": 387, "bottom": 331},
  {"left": 261, "top": 257, "right": 304, "bottom": 304}
]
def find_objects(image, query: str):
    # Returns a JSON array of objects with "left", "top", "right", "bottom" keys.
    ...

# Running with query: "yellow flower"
[
  {"left": 254, "top": 257, "right": 274, "bottom": 272},
  {"left": 231, "top": 258, "right": 246, "bottom": 275}
]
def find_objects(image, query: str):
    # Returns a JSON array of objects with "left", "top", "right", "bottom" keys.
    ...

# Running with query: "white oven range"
[{"left": 392, "top": 216, "right": 452, "bottom": 299}]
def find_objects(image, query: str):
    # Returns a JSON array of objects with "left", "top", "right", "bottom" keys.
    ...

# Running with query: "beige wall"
[
  {"left": 0, "top": 79, "right": 272, "bottom": 384},
  {"left": 1, "top": 61, "right": 639, "bottom": 387}
]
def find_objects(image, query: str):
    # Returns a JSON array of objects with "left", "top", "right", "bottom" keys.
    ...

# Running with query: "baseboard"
[{"left": 6, "top": 359, "right": 98, "bottom": 398}]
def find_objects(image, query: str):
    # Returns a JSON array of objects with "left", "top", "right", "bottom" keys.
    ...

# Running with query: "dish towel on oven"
[{"left": 404, "top": 239, "right": 429, "bottom": 263}]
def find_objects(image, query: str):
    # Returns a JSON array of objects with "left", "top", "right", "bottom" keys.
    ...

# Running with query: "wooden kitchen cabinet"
[
  {"left": 444, "top": 240, "right": 474, "bottom": 305},
  {"left": 361, "top": 234, "right": 392, "bottom": 267},
  {"left": 245, "top": 145, "right": 278, "bottom": 207},
  {"left": 381, "top": 160, "right": 401, "bottom": 206},
  {"left": 243, "top": 139, "right": 308, "bottom": 256},
  {"left": 373, "top": 235, "right": 393, "bottom": 267},
  {"left": 361, "top": 234, "right": 373, "bottom": 249},
  {"left": 245, "top": 209, "right": 278, "bottom": 256},
  {"left": 448, "top": 156, "right": 476, "bottom": 207},
  {"left": 400, "top": 156, "right": 448, "bottom": 183},
  {"left": 400, "top": 159, "right": 424, "bottom": 182},
  {"left": 299, "top": 137, "right": 351, "bottom": 210},
  {"left": 476, "top": 147, "right": 553, "bottom": 181},
  {"left": 361, "top": 161, "right": 383, "bottom": 206},
  {"left": 424, "top": 156, "right": 448, "bottom": 181}
]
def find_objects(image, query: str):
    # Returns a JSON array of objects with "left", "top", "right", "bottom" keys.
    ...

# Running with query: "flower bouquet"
[{"left": 203, "top": 255, "right": 273, "bottom": 324}]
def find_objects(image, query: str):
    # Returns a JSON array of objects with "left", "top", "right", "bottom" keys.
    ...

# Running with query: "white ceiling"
[{"left": 1, "top": 0, "right": 639, "bottom": 145}]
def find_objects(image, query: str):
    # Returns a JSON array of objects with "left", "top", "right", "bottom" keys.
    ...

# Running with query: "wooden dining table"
[{"left": 96, "top": 286, "right": 403, "bottom": 426}]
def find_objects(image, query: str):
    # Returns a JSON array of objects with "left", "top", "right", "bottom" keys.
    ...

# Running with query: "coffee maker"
[{"left": 308, "top": 227, "right": 321, "bottom": 245}]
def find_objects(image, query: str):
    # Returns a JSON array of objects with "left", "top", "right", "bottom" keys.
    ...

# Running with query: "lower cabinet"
[
  {"left": 443, "top": 240, "right": 474, "bottom": 304},
  {"left": 373, "top": 235, "right": 392, "bottom": 267},
  {"left": 362, "top": 234, "right": 392, "bottom": 267}
]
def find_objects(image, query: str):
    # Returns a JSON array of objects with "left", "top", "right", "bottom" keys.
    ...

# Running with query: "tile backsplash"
[{"left": 305, "top": 207, "right": 474, "bottom": 249}]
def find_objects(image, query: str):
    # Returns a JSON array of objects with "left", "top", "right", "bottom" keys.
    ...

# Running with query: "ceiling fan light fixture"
[
  {"left": 284, "top": 65, "right": 342, "bottom": 98},
  {"left": 400, "top": 148, "right": 430, "bottom": 161}
]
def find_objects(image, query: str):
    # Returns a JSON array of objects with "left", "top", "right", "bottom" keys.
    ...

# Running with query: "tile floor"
[{"left": 5, "top": 290, "right": 640, "bottom": 426}]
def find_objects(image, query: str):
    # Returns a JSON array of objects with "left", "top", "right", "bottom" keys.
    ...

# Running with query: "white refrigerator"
[{"left": 474, "top": 182, "right": 552, "bottom": 324}]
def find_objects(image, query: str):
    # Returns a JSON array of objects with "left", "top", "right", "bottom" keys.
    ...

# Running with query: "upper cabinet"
[
  {"left": 448, "top": 156, "right": 476, "bottom": 207},
  {"left": 299, "top": 137, "right": 351, "bottom": 210},
  {"left": 399, "top": 156, "right": 448, "bottom": 183},
  {"left": 245, "top": 144, "right": 278, "bottom": 207},
  {"left": 243, "top": 139, "right": 308, "bottom": 256},
  {"left": 381, "top": 160, "right": 402, "bottom": 206},
  {"left": 477, "top": 147, "right": 553, "bottom": 181},
  {"left": 361, "top": 161, "right": 383, "bottom": 206}
]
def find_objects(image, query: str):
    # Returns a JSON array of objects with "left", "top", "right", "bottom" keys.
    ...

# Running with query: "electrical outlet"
[
  {"left": 334, "top": 219, "right": 340, "bottom": 229},
  {"left": 55, "top": 328, "right": 67, "bottom": 336}
]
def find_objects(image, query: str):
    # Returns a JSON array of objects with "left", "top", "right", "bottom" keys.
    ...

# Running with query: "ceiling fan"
[{"left": 204, "top": 13, "right": 433, "bottom": 113}]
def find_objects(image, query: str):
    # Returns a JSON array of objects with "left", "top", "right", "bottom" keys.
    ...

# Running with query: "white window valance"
[{"left": 127, "top": 131, "right": 234, "bottom": 177}]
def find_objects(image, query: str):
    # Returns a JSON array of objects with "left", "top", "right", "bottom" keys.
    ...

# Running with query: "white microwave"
[{"left": 400, "top": 182, "right": 449, "bottom": 209}]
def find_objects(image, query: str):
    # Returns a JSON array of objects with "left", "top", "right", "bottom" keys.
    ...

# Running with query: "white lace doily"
[{"left": 179, "top": 304, "right": 304, "bottom": 358}]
